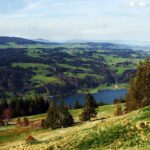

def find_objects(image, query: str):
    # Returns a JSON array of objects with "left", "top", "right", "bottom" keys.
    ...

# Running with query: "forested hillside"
[{"left": 0, "top": 37, "right": 149, "bottom": 98}]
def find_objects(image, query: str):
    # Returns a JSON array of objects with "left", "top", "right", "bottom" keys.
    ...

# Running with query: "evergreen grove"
[{"left": 125, "top": 59, "right": 150, "bottom": 112}]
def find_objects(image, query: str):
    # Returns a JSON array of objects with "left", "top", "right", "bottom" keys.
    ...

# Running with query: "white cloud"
[
  {"left": 21, "top": 0, "right": 45, "bottom": 12},
  {"left": 124, "top": 0, "right": 150, "bottom": 8}
]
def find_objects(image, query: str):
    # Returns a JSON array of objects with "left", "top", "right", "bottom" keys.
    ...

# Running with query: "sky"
[{"left": 0, "top": 0, "right": 150, "bottom": 41}]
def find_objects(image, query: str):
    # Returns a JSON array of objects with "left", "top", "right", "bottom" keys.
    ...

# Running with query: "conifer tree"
[
  {"left": 45, "top": 99, "right": 60, "bottom": 129},
  {"left": 42, "top": 98, "right": 74, "bottom": 129},
  {"left": 74, "top": 100, "right": 80, "bottom": 109},
  {"left": 58, "top": 99, "right": 74, "bottom": 128},
  {"left": 80, "top": 93, "right": 97, "bottom": 121},
  {"left": 126, "top": 59, "right": 150, "bottom": 112},
  {"left": 114, "top": 103, "right": 123, "bottom": 116}
]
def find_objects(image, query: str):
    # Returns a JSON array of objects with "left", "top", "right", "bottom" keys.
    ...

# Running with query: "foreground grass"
[{"left": 0, "top": 105, "right": 150, "bottom": 150}]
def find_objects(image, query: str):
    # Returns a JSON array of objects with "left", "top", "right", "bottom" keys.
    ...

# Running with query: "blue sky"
[{"left": 0, "top": 0, "right": 150, "bottom": 41}]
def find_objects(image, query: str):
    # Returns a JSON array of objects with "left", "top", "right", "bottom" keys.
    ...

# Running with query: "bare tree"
[{"left": 2, "top": 108, "right": 13, "bottom": 126}]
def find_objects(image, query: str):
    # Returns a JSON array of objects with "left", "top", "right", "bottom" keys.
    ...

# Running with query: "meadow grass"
[
  {"left": 12, "top": 63, "right": 63, "bottom": 84},
  {"left": 32, "top": 75, "right": 62, "bottom": 84},
  {"left": 58, "top": 63, "right": 91, "bottom": 71},
  {"left": 12, "top": 63, "right": 49, "bottom": 69},
  {"left": 27, "top": 48, "right": 43, "bottom": 57},
  {"left": 1, "top": 105, "right": 150, "bottom": 150}
]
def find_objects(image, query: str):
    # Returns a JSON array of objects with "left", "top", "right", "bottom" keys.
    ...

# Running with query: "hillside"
[
  {"left": 0, "top": 105, "right": 150, "bottom": 150},
  {"left": 0, "top": 37, "right": 150, "bottom": 98}
]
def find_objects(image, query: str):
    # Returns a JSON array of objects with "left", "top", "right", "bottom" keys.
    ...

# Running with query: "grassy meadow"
[{"left": 0, "top": 104, "right": 150, "bottom": 150}]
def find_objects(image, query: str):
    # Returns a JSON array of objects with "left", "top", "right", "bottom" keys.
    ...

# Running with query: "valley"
[{"left": 0, "top": 37, "right": 149, "bottom": 98}]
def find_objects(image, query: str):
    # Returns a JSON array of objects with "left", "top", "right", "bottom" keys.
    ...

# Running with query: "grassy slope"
[
  {"left": 12, "top": 63, "right": 62, "bottom": 85},
  {"left": 0, "top": 105, "right": 150, "bottom": 150}
]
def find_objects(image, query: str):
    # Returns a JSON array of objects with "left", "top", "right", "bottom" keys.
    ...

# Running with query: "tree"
[
  {"left": 16, "top": 117, "right": 22, "bottom": 127},
  {"left": 2, "top": 108, "right": 13, "bottom": 126},
  {"left": 43, "top": 99, "right": 60, "bottom": 129},
  {"left": 80, "top": 93, "right": 97, "bottom": 121},
  {"left": 114, "top": 103, "right": 123, "bottom": 116},
  {"left": 79, "top": 109, "right": 91, "bottom": 122},
  {"left": 0, "top": 117, "right": 4, "bottom": 126},
  {"left": 58, "top": 99, "right": 74, "bottom": 128},
  {"left": 0, "top": 99, "right": 8, "bottom": 115},
  {"left": 42, "top": 98, "right": 74, "bottom": 129},
  {"left": 74, "top": 100, "right": 80, "bottom": 109},
  {"left": 22, "top": 117, "right": 29, "bottom": 126},
  {"left": 126, "top": 59, "right": 150, "bottom": 112},
  {"left": 66, "top": 103, "right": 71, "bottom": 110}
]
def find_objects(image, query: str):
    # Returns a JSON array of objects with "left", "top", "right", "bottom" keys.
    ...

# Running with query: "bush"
[
  {"left": 77, "top": 124, "right": 127, "bottom": 149},
  {"left": 41, "top": 119, "right": 49, "bottom": 129},
  {"left": 23, "top": 117, "right": 29, "bottom": 126},
  {"left": 16, "top": 117, "right": 22, "bottom": 127},
  {"left": 26, "top": 135, "right": 37, "bottom": 144}
]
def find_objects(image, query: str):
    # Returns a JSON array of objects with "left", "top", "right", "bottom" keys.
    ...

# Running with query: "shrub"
[
  {"left": 16, "top": 117, "right": 22, "bottom": 127},
  {"left": 41, "top": 119, "right": 49, "bottom": 129},
  {"left": 26, "top": 135, "right": 37, "bottom": 144},
  {"left": 23, "top": 117, "right": 29, "bottom": 126}
]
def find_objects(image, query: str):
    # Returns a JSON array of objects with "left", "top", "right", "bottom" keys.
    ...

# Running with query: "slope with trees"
[{"left": 126, "top": 59, "right": 150, "bottom": 112}]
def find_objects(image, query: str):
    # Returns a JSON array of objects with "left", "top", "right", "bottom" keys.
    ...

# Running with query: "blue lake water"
[{"left": 63, "top": 89, "right": 128, "bottom": 107}]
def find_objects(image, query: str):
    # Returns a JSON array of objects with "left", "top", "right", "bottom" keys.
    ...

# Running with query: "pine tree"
[
  {"left": 126, "top": 59, "right": 150, "bottom": 112},
  {"left": 58, "top": 99, "right": 74, "bottom": 128},
  {"left": 66, "top": 103, "right": 71, "bottom": 110},
  {"left": 45, "top": 99, "right": 60, "bottom": 129},
  {"left": 114, "top": 103, "right": 123, "bottom": 116},
  {"left": 74, "top": 100, "right": 80, "bottom": 109},
  {"left": 80, "top": 93, "right": 97, "bottom": 121},
  {"left": 42, "top": 98, "right": 74, "bottom": 129}
]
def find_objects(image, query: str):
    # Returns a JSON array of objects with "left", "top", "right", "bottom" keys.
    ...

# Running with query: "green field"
[
  {"left": 12, "top": 63, "right": 63, "bottom": 85},
  {"left": 58, "top": 63, "right": 92, "bottom": 71},
  {"left": 32, "top": 75, "right": 62, "bottom": 84},
  {"left": 1, "top": 104, "right": 150, "bottom": 150},
  {"left": 27, "top": 48, "right": 43, "bottom": 57}
]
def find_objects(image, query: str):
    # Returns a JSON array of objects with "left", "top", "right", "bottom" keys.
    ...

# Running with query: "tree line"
[
  {"left": 114, "top": 59, "right": 150, "bottom": 115},
  {"left": 0, "top": 95, "right": 49, "bottom": 126},
  {"left": 125, "top": 59, "right": 150, "bottom": 112}
]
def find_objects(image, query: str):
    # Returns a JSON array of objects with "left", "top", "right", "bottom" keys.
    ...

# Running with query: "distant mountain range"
[
  {"left": 0, "top": 36, "right": 150, "bottom": 50},
  {"left": 0, "top": 36, "right": 40, "bottom": 45}
]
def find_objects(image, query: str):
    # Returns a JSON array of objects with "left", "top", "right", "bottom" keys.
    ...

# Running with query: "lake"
[{"left": 63, "top": 89, "right": 128, "bottom": 107}]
